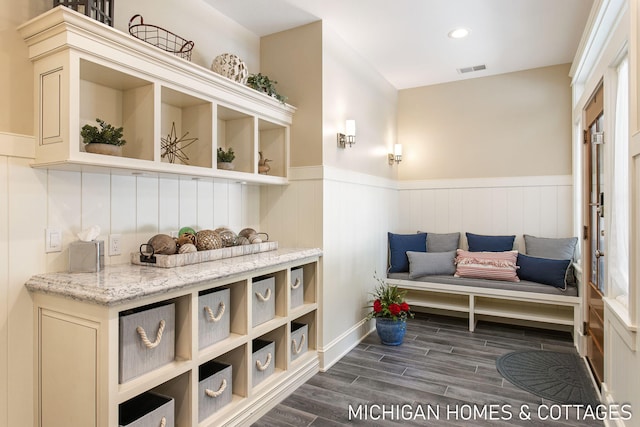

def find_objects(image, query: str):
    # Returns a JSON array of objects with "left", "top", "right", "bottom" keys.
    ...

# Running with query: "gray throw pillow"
[
  {"left": 425, "top": 232, "right": 460, "bottom": 252},
  {"left": 523, "top": 235, "right": 577, "bottom": 260},
  {"left": 407, "top": 250, "right": 456, "bottom": 279}
]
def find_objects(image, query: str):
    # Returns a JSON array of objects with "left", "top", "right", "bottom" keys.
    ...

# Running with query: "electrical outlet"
[
  {"left": 45, "top": 227, "right": 62, "bottom": 253},
  {"left": 109, "top": 234, "right": 121, "bottom": 256}
]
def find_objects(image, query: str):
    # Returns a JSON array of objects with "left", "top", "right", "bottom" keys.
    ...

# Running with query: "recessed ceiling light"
[{"left": 448, "top": 28, "right": 470, "bottom": 39}]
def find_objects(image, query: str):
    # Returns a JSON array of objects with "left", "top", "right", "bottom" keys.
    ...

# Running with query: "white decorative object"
[{"left": 211, "top": 53, "right": 248, "bottom": 84}]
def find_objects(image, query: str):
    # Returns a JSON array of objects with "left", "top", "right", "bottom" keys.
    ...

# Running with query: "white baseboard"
[
  {"left": 601, "top": 382, "right": 632, "bottom": 427},
  {"left": 318, "top": 317, "right": 375, "bottom": 372},
  {"left": 224, "top": 356, "right": 319, "bottom": 426}
]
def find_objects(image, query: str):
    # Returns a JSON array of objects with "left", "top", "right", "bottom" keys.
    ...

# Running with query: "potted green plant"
[
  {"left": 217, "top": 147, "right": 236, "bottom": 170},
  {"left": 81, "top": 118, "right": 126, "bottom": 156},
  {"left": 246, "top": 73, "right": 287, "bottom": 104},
  {"left": 366, "top": 274, "right": 414, "bottom": 345}
]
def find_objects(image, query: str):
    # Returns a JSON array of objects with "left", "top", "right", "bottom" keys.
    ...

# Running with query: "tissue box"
[{"left": 69, "top": 240, "right": 104, "bottom": 273}]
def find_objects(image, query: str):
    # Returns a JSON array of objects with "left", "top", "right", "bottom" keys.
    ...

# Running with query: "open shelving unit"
[{"left": 19, "top": 6, "right": 294, "bottom": 184}]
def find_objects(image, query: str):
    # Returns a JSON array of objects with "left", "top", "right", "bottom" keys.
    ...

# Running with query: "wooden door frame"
[{"left": 582, "top": 82, "right": 605, "bottom": 385}]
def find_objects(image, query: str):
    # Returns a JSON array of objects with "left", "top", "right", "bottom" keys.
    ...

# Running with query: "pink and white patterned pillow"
[{"left": 454, "top": 249, "right": 520, "bottom": 282}]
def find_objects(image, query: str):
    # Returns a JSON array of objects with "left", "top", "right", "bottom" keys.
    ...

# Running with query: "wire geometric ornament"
[{"left": 161, "top": 122, "right": 198, "bottom": 164}]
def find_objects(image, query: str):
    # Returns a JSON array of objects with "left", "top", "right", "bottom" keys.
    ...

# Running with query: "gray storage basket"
[
  {"left": 119, "top": 302, "right": 175, "bottom": 383},
  {"left": 198, "top": 287, "right": 231, "bottom": 349},
  {"left": 290, "top": 267, "right": 304, "bottom": 309},
  {"left": 252, "top": 276, "right": 275, "bottom": 327},
  {"left": 290, "top": 322, "right": 308, "bottom": 361},
  {"left": 119, "top": 392, "right": 175, "bottom": 427},
  {"left": 199, "top": 360, "right": 233, "bottom": 422},
  {"left": 252, "top": 339, "right": 275, "bottom": 386}
]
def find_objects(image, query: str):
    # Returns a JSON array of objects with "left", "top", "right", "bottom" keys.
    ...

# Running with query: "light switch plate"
[{"left": 45, "top": 227, "right": 62, "bottom": 253}]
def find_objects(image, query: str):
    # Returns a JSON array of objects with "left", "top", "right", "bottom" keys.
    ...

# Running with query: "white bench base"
[{"left": 387, "top": 278, "right": 582, "bottom": 351}]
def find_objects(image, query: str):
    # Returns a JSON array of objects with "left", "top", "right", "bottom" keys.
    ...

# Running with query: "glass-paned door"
[{"left": 584, "top": 84, "right": 605, "bottom": 385}]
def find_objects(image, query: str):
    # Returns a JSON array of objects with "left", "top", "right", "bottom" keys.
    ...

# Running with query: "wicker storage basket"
[{"left": 128, "top": 14, "right": 194, "bottom": 60}]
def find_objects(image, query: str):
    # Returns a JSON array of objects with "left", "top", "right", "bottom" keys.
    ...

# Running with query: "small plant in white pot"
[
  {"left": 81, "top": 118, "right": 126, "bottom": 156},
  {"left": 217, "top": 147, "right": 235, "bottom": 170}
]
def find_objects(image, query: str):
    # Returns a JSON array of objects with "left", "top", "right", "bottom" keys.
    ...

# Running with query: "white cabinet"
[
  {"left": 19, "top": 6, "right": 294, "bottom": 185},
  {"left": 27, "top": 251, "right": 320, "bottom": 426}
]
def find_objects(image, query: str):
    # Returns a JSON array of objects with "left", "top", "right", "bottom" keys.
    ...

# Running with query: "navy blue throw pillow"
[
  {"left": 466, "top": 232, "right": 515, "bottom": 252},
  {"left": 388, "top": 232, "right": 427, "bottom": 273},
  {"left": 517, "top": 253, "right": 571, "bottom": 289}
]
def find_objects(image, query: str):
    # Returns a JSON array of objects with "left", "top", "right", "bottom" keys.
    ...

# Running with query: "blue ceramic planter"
[{"left": 375, "top": 318, "right": 407, "bottom": 345}]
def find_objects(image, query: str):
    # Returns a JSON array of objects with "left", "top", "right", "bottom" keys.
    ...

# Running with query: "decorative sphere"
[
  {"left": 147, "top": 234, "right": 177, "bottom": 255},
  {"left": 237, "top": 236, "right": 250, "bottom": 245},
  {"left": 196, "top": 230, "right": 223, "bottom": 251},
  {"left": 211, "top": 53, "right": 248, "bottom": 84},
  {"left": 238, "top": 228, "right": 257, "bottom": 238},
  {"left": 214, "top": 227, "right": 238, "bottom": 247},
  {"left": 178, "top": 232, "right": 197, "bottom": 244},
  {"left": 178, "top": 243, "right": 197, "bottom": 254},
  {"left": 178, "top": 226, "right": 196, "bottom": 236}
]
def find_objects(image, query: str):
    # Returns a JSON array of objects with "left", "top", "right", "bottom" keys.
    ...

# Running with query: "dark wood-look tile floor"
[{"left": 253, "top": 314, "right": 603, "bottom": 427}]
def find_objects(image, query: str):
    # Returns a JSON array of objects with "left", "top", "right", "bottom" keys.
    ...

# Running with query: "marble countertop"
[{"left": 26, "top": 248, "right": 322, "bottom": 306}]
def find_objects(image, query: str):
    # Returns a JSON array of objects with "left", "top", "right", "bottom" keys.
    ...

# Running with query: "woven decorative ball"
[
  {"left": 248, "top": 234, "right": 263, "bottom": 244},
  {"left": 196, "top": 230, "right": 223, "bottom": 251},
  {"left": 211, "top": 53, "right": 248, "bottom": 84},
  {"left": 178, "top": 243, "right": 197, "bottom": 254},
  {"left": 238, "top": 228, "right": 257, "bottom": 238},
  {"left": 237, "top": 236, "right": 250, "bottom": 245},
  {"left": 214, "top": 227, "right": 238, "bottom": 247},
  {"left": 178, "top": 232, "right": 197, "bottom": 245},
  {"left": 147, "top": 234, "right": 177, "bottom": 255}
]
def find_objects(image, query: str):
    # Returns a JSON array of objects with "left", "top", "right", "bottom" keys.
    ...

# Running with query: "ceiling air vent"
[{"left": 457, "top": 64, "right": 486, "bottom": 74}]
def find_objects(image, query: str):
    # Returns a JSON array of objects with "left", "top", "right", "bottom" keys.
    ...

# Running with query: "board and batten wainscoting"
[
  {"left": 397, "top": 175, "right": 574, "bottom": 249},
  {"left": 261, "top": 166, "right": 398, "bottom": 371},
  {"left": 0, "top": 131, "right": 263, "bottom": 426},
  {"left": 262, "top": 169, "right": 574, "bottom": 371}
]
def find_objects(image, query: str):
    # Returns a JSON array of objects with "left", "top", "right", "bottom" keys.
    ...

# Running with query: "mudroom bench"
[
  {"left": 386, "top": 231, "right": 582, "bottom": 349},
  {"left": 387, "top": 273, "right": 581, "bottom": 346}
]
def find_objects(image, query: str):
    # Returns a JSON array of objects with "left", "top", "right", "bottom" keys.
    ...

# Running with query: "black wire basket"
[{"left": 128, "top": 14, "right": 194, "bottom": 61}]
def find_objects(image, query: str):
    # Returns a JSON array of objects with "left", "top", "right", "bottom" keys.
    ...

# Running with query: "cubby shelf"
[
  {"left": 27, "top": 250, "right": 321, "bottom": 426},
  {"left": 19, "top": 6, "right": 294, "bottom": 185}
]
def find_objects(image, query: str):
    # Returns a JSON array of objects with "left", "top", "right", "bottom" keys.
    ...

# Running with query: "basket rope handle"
[
  {"left": 292, "top": 334, "right": 306, "bottom": 355},
  {"left": 256, "top": 352, "right": 272, "bottom": 371},
  {"left": 255, "top": 288, "right": 271, "bottom": 302},
  {"left": 128, "top": 14, "right": 144, "bottom": 28},
  {"left": 291, "top": 277, "right": 301, "bottom": 290},
  {"left": 204, "top": 302, "right": 225, "bottom": 322},
  {"left": 159, "top": 417, "right": 166, "bottom": 427},
  {"left": 136, "top": 320, "right": 166, "bottom": 349},
  {"left": 205, "top": 378, "right": 227, "bottom": 398}
]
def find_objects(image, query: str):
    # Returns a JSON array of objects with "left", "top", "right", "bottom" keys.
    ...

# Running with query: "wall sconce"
[
  {"left": 337, "top": 120, "right": 356, "bottom": 148},
  {"left": 388, "top": 144, "right": 402, "bottom": 165}
]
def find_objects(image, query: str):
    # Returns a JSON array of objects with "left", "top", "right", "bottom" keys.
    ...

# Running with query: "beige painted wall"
[
  {"left": 114, "top": 0, "right": 260, "bottom": 76},
  {"left": 322, "top": 24, "right": 398, "bottom": 179},
  {"left": 0, "top": 0, "right": 48, "bottom": 135},
  {"left": 261, "top": 22, "right": 323, "bottom": 168},
  {"left": 397, "top": 64, "right": 573, "bottom": 180}
]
